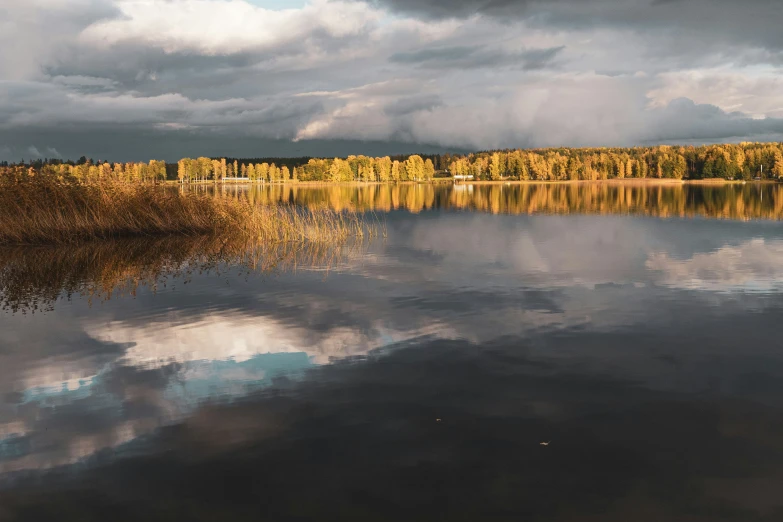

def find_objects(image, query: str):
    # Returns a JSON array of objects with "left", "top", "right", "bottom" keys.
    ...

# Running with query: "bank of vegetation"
[
  {"left": 0, "top": 174, "right": 374, "bottom": 245},
  {"left": 3, "top": 142, "right": 783, "bottom": 183}
]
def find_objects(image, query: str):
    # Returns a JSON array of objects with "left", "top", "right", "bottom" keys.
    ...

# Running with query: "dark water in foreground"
[{"left": 2, "top": 184, "right": 783, "bottom": 521}]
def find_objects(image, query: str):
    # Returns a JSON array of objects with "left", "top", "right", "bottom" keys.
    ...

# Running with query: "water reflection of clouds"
[
  {"left": 1, "top": 353, "right": 311, "bottom": 474},
  {"left": 405, "top": 214, "right": 656, "bottom": 286},
  {"left": 87, "top": 313, "right": 447, "bottom": 368},
  {"left": 401, "top": 214, "right": 783, "bottom": 294},
  {"left": 647, "top": 238, "right": 783, "bottom": 292},
  {"left": 3, "top": 214, "right": 783, "bottom": 478},
  {"left": 0, "top": 296, "right": 464, "bottom": 473},
  {"left": 5, "top": 334, "right": 783, "bottom": 520}
]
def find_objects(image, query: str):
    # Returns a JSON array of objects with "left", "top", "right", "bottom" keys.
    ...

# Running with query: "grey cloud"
[
  {"left": 390, "top": 45, "right": 478, "bottom": 64},
  {"left": 32, "top": 1, "right": 384, "bottom": 101},
  {"left": 389, "top": 45, "right": 564, "bottom": 70},
  {"left": 44, "top": 42, "right": 309, "bottom": 99},
  {"left": 369, "top": 0, "right": 783, "bottom": 54},
  {"left": 518, "top": 46, "right": 565, "bottom": 70},
  {"left": 2, "top": 0, "right": 782, "bottom": 159},
  {"left": 365, "top": 0, "right": 539, "bottom": 19},
  {"left": 383, "top": 95, "right": 444, "bottom": 116},
  {"left": 8, "top": 93, "right": 774, "bottom": 162},
  {"left": 0, "top": 128, "right": 460, "bottom": 163},
  {"left": 0, "top": 77, "right": 326, "bottom": 140},
  {"left": 0, "top": 0, "right": 123, "bottom": 80},
  {"left": 297, "top": 77, "right": 783, "bottom": 151},
  {"left": 641, "top": 98, "right": 783, "bottom": 144}
]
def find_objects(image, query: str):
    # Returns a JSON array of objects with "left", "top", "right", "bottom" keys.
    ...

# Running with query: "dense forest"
[{"left": 2, "top": 142, "right": 783, "bottom": 183}]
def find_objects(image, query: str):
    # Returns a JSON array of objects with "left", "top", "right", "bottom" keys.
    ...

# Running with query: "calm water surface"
[{"left": 2, "top": 183, "right": 783, "bottom": 521}]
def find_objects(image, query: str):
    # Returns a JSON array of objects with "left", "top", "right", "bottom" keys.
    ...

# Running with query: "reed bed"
[{"left": 0, "top": 175, "right": 376, "bottom": 245}]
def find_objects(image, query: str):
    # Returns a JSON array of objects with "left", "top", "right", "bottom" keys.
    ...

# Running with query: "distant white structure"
[{"left": 453, "top": 174, "right": 474, "bottom": 182}]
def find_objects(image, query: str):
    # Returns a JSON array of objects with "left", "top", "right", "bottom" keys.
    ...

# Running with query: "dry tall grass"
[{"left": 0, "top": 175, "right": 376, "bottom": 245}]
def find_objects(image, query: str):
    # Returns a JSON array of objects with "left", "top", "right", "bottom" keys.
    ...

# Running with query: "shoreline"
[{"left": 168, "top": 178, "right": 779, "bottom": 187}]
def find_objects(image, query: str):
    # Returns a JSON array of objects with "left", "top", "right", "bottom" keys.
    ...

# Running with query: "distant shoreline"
[
  {"left": 168, "top": 178, "right": 779, "bottom": 186},
  {"left": 460, "top": 179, "right": 778, "bottom": 185}
]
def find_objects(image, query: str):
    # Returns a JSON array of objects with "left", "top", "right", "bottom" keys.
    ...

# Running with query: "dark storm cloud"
[
  {"left": 389, "top": 44, "right": 564, "bottom": 70},
  {"left": 0, "top": 127, "right": 463, "bottom": 163},
  {"left": 0, "top": 78, "right": 328, "bottom": 146},
  {"left": 369, "top": 0, "right": 783, "bottom": 57},
  {"left": 2, "top": 97, "right": 782, "bottom": 163},
  {"left": 643, "top": 98, "right": 783, "bottom": 144},
  {"left": 44, "top": 46, "right": 264, "bottom": 96},
  {"left": 42, "top": 23, "right": 373, "bottom": 100}
]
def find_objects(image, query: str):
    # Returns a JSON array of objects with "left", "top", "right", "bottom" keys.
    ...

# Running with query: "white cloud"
[
  {"left": 79, "top": 0, "right": 381, "bottom": 55},
  {"left": 294, "top": 72, "right": 676, "bottom": 149},
  {"left": 0, "top": 0, "right": 119, "bottom": 81},
  {"left": 648, "top": 67, "right": 783, "bottom": 119}
]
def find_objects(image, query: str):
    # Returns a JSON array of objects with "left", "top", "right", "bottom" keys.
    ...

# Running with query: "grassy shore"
[{"left": 0, "top": 175, "right": 376, "bottom": 245}]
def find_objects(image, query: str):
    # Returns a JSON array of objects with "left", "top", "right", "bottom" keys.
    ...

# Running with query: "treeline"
[
  {"left": 230, "top": 142, "right": 783, "bottom": 181},
  {"left": 173, "top": 155, "right": 437, "bottom": 183},
  {"left": 445, "top": 142, "right": 783, "bottom": 181},
  {"left": 2, "top": 142, "right": 783, "bottom": 182},
  {"left": 0, "top": 161, "right": 167, "bottom": 183},
  {"left": 0, "top": 155, "right": 439, "bottom": 184},
  {"left": 178, "top": 157, "right": 296, "bottom": 183}
]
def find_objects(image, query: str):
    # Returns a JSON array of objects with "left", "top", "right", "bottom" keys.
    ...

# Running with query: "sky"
[{"left": 2, "top": 0, "right": 783, "bottom": 162}]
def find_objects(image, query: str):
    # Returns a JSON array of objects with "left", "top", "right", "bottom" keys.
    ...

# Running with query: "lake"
[{"left": 2, "top": 182, "right": 783, "bottom": 521}]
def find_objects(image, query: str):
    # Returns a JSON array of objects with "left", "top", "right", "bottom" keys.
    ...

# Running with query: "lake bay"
[{"left": 2, "top": 183, "right": 783, "bottom": 521}]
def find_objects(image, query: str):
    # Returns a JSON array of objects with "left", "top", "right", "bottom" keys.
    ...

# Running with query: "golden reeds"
[{"left": 0, "top": 175, "right": 376, "bottom": 245}]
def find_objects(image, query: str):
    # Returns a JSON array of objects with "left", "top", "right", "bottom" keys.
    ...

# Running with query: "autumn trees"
[
  {"left": 443, "top": 142, "right": 783, "bottom": 182},
  {"left": 4, "top": 142, "right": 783, "bottom": 184},
  {"left": 25, "top": 159, "right": 168, "bottom": 183},
  {"left": 173, "top": 158, "right": 294, "bottom": 183}
]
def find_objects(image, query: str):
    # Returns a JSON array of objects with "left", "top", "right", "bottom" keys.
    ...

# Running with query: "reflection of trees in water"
[
  {"left": 0, "top": 237, "right": 346, "bottom": 314},
  {"left": 215, "top": 183, "right": 783, "bottom": 220}
]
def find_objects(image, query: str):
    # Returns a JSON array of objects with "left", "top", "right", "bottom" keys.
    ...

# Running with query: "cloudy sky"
[{"left": 2, "top": 0, "right": 783, "bottom": 161}]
